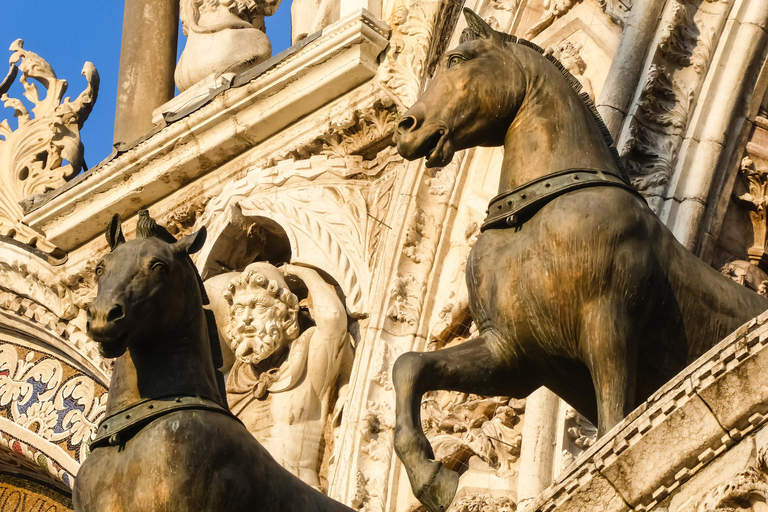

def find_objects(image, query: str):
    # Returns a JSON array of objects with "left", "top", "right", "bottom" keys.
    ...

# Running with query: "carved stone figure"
[
  {"left": 175, "top": 0, "right": 279, "bottom": 91},
  {"left": 292, "top": 0, "right": 339, "bottom": 42},
  {"left": 550, "top": 41, "right": 593, "bottom": 101},
  {"left": 73, "top": 214, "right": 353, "bottom": 512},
  {"left": 525, "top": 0, "right": 581, "bottom": 39},
  {"left": 223, "top": 262, "right": 352, "bottom": 488},
  {"left": 391, "top": 9, "right": 768, "bottom": 511},
  {"left": 0, "top": 40, "right": 98, "bottom": 252}
]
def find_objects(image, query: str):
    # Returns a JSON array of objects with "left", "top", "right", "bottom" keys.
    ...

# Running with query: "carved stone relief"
[
  {"left": 621, "top": 64, "right": 693, "bottom": 209},
  {"left": 422, "top": 390, "right": 526, "bottom": 477},
  {"left": 0, "top": 40, "right": 98, "bottom": 254},
  {"left": 525, "top": 0, "right": 582, "bottom": 40},
  {"left": 198, "top": 142, "right": 402, "bottom": 316},
  {"left": 618, "top": 0, "right": 736, "bottom": 214},
  {"left": 693, "top": 443, "right": 768, "bottom": 512},
  {"left": 212, "top": 262, "right": 353, "bottom": 489},
  {"left": 712, "top": 114, "right": 768, "bottom": 291},
  {"left": 550, "top": 41, "right": 594, "bottom": 101},
  {"left": 378, "top": 0, "right": 437, "bottom": 108},
  {"left": 556, "top": 407, "right": 596, "bottom": 472}
]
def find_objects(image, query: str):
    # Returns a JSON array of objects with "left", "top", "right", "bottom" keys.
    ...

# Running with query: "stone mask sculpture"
[
  {"left": 217, "top": 262, "right": 352, "bottom": 489},
  {"left": 391, "top": 9, "right": 768, "bottom": 512},
  {"left": 73, "top": 213, "right": 354, "bottom": 512}
]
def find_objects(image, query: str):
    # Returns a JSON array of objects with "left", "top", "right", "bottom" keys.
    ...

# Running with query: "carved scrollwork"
[{"left": 0, "top": 40, "right": 98, "bottom": 253}]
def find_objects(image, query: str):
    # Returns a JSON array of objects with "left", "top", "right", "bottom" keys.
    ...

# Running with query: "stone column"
[
  {"left": 596, "top": 0, "right": 666, "bottom": 139},
  {"left": 516, "top": 387, "right": 560, "bottom": 510},
  {"left": 113, "top": 0, "right": 179, "bottom": 146}
]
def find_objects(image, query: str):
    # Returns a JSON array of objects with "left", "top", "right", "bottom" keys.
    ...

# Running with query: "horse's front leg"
[{"left": 392, "top": 335, "right": 536, "bottom": 512}]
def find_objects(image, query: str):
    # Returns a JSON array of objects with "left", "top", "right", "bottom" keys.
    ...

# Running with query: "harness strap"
[
  {"left": 481, "top": 168, "right": 642, "bottom": 232},
  {"left": 89, "top": 395, "right": 239, "bottom": 449}
]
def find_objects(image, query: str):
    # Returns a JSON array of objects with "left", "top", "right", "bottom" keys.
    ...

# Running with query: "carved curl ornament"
[{"left": 0, "top": 40, "right": 98, "bottom": 253}]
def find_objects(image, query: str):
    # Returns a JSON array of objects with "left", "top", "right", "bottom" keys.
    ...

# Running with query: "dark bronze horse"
[
  {"left": 73, "top": 214, "right": 353, "bottom": 512},
  {"left": 392, "top": 9, "right": 768, "bottom": 512}
]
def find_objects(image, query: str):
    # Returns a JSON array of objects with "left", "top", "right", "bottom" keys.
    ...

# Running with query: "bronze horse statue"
[
  {"left": 73, "top": 213, "right": 353, "bottom": 512},
  {"left": 392, "top": 8, "right": 768, "bottom": 512}
]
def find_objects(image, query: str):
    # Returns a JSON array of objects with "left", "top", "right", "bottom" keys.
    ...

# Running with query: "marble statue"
[
  {"left": 176, "top": 0, "right": 342, "bottom": 91},
  {"left": 391, "top": 9, "right": 768, "bottom": 512},
  {"left": 175, "top": 0, "right": 280, "bottom": 91},
  {"left": 223, "top": 262, "right": 352, "bottom": 488},
  {"left": 74, "top": 214, "right": 353, "bottom": 512}
]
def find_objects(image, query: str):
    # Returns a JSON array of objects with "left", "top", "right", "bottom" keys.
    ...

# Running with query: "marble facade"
[{"left": 1, "top": 0, "right": 768, "bottom": 510}]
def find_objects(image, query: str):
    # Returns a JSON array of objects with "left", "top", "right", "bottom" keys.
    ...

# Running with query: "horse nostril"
[
  {"left": 397, "top": 116, "right": 418, "bottom": 134},
  {"left": 107, "top": 304, "right": 125, "bottom": 323}
]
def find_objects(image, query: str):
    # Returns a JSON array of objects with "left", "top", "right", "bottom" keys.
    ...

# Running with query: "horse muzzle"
[
  {"left": 86, "top": 301, "right": 130, "bottom": 357},
  {"left": 395, "top": 107, "right": 454, "bottom": 168}
]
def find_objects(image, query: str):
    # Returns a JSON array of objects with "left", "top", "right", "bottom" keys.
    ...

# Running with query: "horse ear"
[
  {"left": 106, "top": 213, "right": 125, "bottom": 251},
  {"left": 463, "top": 8, "right": 495, "bottom": 41},
  {"left": 174, "top": 226, "right": 207, "bottom": 255}
]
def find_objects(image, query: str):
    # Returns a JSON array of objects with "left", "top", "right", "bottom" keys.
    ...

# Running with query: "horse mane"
[{"left": 459, "top": 26, "right": 630, "bottom": 184}]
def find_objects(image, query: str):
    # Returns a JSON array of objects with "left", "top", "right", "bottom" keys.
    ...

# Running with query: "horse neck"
[
  {"left": 105, "top": 302, "right": 223, "bottom": 415},
  {"left": 498, "top": 63, "right": 620, "bottom": 192}
]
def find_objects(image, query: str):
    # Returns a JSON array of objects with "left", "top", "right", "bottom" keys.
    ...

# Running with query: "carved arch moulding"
[{"left": 196, "top": 153, "right": 403, "bottom": 318}]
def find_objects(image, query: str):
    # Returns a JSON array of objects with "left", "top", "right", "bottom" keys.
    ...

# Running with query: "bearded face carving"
[{"left": 223, "top": 264, "right": 299, "bottom": 365}]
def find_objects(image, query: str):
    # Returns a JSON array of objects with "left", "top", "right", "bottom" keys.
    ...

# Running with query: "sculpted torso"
[{"left": 219, "top": 262, "right": 350, "bottom": 488}]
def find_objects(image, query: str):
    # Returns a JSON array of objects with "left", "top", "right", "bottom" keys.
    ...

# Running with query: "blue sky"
[{"left": 0, "top": 1, "right": 293, "bottom": 169}]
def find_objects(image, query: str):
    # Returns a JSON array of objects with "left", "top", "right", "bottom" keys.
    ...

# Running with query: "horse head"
[
  {"left": 395, "top": 9, "right": 528, "bottom": 168},
  {"left": 86, "top": 213, "right": 207, "bottom": 358}
]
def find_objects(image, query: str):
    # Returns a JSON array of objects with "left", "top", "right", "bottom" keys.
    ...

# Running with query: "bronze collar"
[
  {"left": 481, "top": 169, "right": 641, "bottom": 232},
  {"left": 89, "top": 395, "right": 238, "bottom": 449}
]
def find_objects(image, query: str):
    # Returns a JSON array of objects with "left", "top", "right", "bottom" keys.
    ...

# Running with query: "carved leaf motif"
[
  {"left": 378, "top": 0, "right": 439, "bottom": 107},
  {"left": 387, "top": 273, "right": 424, "bottom": 326},
  {"left": 0, "top": 40, "right": 98, "bottom": 251},
  {"left": 658, "top": 0, "right": 699, "bottom": 67}
]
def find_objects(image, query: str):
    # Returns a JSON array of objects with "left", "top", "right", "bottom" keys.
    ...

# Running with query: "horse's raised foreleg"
[{"left": 392, "top": 336, "right": 535, "bottom": 512}]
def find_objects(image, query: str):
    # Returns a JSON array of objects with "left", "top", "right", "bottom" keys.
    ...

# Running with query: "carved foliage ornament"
[
  {"left": 694, "top": 443, "right": 768, "bottom": 511},
  {"left": 735, "top": 156, "right": 768, "bottom": 271},
  {"left": 0, "top": 40, "right": 98, "bottom": 251}
]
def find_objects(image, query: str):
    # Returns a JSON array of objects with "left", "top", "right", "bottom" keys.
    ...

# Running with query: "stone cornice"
[
  {"left": 527, "top": 309, "right": 768, "bottom": 512},
  {"left": 23, "top": 9, "right": 390, "bottom": 252}
]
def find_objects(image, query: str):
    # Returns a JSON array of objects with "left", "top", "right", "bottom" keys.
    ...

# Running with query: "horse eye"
[
  {"left": 95, "top": 265, "right": 104, "bottom": 277},
  {"left": 151, "top": 261, "right": 168, "bottom": 272},
  {"left": 448, "top": 55, "right": 464, "bottom": 68}
]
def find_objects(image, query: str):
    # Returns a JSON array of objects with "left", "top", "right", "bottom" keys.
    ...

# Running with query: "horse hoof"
[{"left": 416, "top": 462, "right": 459, "bottom": 512}]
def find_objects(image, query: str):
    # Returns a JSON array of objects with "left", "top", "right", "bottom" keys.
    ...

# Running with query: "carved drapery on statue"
[
  {"left": 176, "top": 0, "right": 278, "bottom": 91},
  {"left": 0, "top": 40, "right": 98, "bottom": 254},
  {"left": 208, "top": 262, "right": 353, "bottom": 490},
  {"left": 176, "top": 0, "right": 343, "bottom": 91}
]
